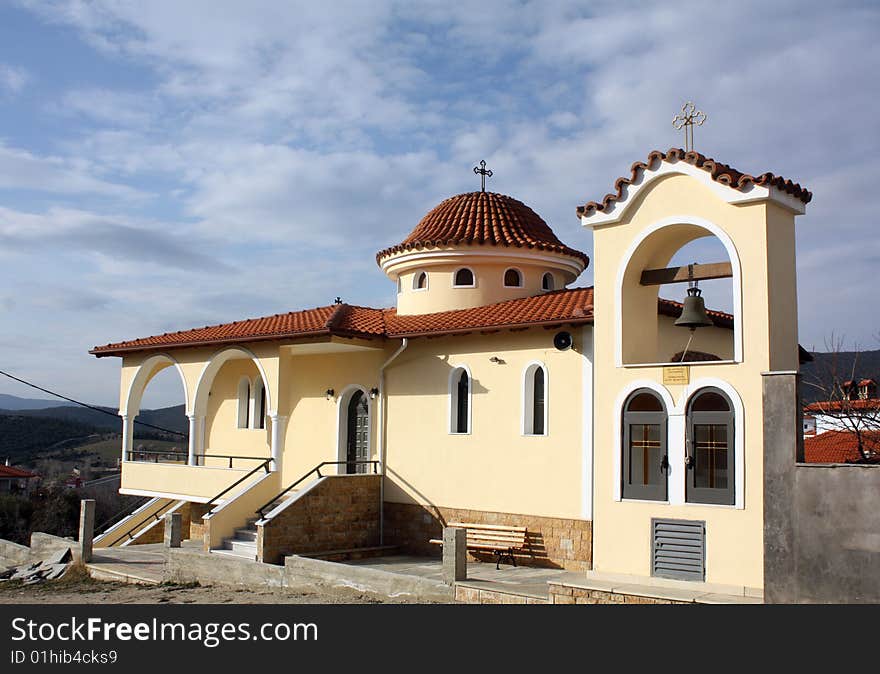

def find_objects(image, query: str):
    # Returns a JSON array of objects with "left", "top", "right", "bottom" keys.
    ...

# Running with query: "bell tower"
[{"left": 579, "top": 147, "right": 810, "bottom": 588}]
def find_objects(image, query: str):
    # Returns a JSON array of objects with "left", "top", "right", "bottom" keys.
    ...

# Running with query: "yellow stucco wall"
[
  {"left": 279, "top": 348, "right": 389, "bottom": 484},
  {"left": 382, "top": 328, "right": 588, "bottom": 520},
  {"left": 586, "top": 172, "right": 800, "bottom": 589},
  {"left": 204, "top": 358, "right": 271, "bottom": 461}
]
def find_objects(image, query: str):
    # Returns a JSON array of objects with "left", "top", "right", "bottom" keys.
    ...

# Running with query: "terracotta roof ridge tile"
[{"left": 577, "top": 147, "right": 812, "bottom": 218}]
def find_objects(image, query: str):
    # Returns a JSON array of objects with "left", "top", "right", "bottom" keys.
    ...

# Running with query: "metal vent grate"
[{"left": 652, "top": 518, "right": 705, "bottom": 581}]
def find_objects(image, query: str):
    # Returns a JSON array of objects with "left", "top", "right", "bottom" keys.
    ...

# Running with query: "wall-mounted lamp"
[
  {"left": 369, "top": 387, "right": 379, "bottom": 399},
  {"left": 325, "top": 388, "right": 335, "bottom": 400},
  {"left": 489, "top": 356, "right": 505, "bottom": 364}
]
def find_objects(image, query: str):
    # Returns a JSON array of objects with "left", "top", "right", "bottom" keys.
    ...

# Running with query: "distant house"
[
  {"left": 803, "top": 430, "right": 880, "bottom": 464},
  {"left": 0, "top": 463, "right": 37, "bottom": 493},
  {"left": 803, "top": 378, "right": 880, "bottom": 435}
]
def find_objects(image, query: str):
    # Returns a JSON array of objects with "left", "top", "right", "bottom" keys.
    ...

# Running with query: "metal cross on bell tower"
[
  {"left": 672, "top": 101, "right": 707, "bottom": 152},
  {"left": 473, "top": 160, "right": 493, "bottom": 192}
]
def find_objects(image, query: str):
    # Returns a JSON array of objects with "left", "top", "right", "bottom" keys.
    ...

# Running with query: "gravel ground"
[{"left": 0, "top": 566, "right": 425, "bottom": 604}]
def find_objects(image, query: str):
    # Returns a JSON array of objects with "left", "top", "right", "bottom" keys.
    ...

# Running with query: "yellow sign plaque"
[{"left": 663, "top": 366, "right": 690, "bottom": 385}]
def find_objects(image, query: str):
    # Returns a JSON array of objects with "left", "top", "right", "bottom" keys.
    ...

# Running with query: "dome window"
[
  {"left": 542, "top": 272, "right": 555, "bottom": 291},
  {"left": 453, "top": 268, "right": 475, "bottom": 288},
  {"left": 504, "top": 268, "right": 523, "bottom": 288},
  {"left": 413, "top": 271, "right": 428, "bottom": 291}
]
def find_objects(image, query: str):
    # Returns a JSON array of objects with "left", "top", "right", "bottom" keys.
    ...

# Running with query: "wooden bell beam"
[{"left": 640, "top": 261, "right": 732, "bottom": 286}]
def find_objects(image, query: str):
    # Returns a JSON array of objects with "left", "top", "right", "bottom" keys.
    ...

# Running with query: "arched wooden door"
[{"left": 346, "top": 390, "right": 369, "bottom": 474}]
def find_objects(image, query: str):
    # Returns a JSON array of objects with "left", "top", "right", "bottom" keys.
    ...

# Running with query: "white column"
[
  {"left": 269, "top": 413, "right": 288, "bottom": 473},
  {"left": 119, "top": 413, "right": 132, "bottom": 464},
  {"left": 667, "top": 412, "right": 687, "bottom": 506},
  {"left": 187, "top": 414, "right": 204, "bottom": 466}
]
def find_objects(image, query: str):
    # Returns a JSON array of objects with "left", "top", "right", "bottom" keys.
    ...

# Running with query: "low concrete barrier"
[
  {"left": 30, "top": 532, "right": 78, "bottom": 562},
  {"left": 284, "top": 555, "right": 452, "bottom": 603},
  {"left": 0, "top": 538, "right": 30, "bottom": 566},
  {"left": 166, "top": 547, "right": 284, "bottom": 587}
]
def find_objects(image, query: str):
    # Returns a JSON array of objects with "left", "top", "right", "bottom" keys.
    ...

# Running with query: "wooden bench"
[{"left": 430, "top": 522, "right": 528, "bottom": 569}]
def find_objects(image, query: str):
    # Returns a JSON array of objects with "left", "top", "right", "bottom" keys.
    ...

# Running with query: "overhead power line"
[{"left": 0, "top": 368, "right": 188, "bottom": 438}]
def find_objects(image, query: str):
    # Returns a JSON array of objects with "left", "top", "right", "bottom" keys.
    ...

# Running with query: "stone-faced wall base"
[
  {"left": 383, "top": 502, "right": 592, "bottom": 570},
  {"left": 549, "top": 583, "right": 687, "bottom": 604},
  {"left": 259, "top": 475, "right": 381, "bottom": 565},
  {"left": 454, "top": 584, "right": 549, "bottom": 604}
]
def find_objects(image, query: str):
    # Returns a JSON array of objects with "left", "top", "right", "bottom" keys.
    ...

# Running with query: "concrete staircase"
[
  {"left": 209, "top": 494, "right": 289, "bottom": 561},
  {"left": 212, "top": 518, "right": 259, "bottom": 560}
]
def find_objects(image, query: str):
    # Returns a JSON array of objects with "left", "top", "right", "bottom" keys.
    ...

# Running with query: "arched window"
[
  {"left": 542, "top": 272, "right": 555, "bottom": 291},
  {"left": 523, "top": 363, "right": 547, "bottom": 436},
  {"left": 622, "top": 389, "right": 668, "bottom": 501},
  {"left": 504, "top": 268, "right": 522, "bottom": 288},
  {"left": 413, "top": 271, "right": 428, "bottom": 290},
  {"left": 686, "top": 388, "right": 734, "bottom": 505},
  {"left": 236, "top": 377, "right": 250, "bottom": 429},
  {"left": 450, "top": 367, "right": 471, "bottom": 434},
  {"left": 252, "top": 380, "right": 266, "bottom": 430},
  {"left": 453, "top": 268, "right": 475, "bottom": 287}
]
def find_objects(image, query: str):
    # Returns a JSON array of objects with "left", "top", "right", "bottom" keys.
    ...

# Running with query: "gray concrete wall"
[
  {"left": 763, "top": 371, "right": 880, "bottom": 603},
  {"left": 789, "top": 464, "right": 880, "bottom": 603}
]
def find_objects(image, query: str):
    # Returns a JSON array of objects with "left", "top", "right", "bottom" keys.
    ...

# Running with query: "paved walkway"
[
  {"left": 345, "top": 555, "right": 579, "bottom": 600},
  {"left": 87, "top": 543, "right": 180, "bottom": 585}
]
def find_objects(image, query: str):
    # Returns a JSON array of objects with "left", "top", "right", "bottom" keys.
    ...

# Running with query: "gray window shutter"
[{"left": 652, "top": 518, "right": 705, "bottom": 581}]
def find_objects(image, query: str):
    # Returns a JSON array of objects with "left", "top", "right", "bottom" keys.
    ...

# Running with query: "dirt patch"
[{"left": 0, "top": 569, "right": 434, "bottom": 604}]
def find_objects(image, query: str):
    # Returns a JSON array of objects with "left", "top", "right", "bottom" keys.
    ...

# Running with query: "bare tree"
[{"left": 802, "top": 334, "right": 880, "bottom": 461}]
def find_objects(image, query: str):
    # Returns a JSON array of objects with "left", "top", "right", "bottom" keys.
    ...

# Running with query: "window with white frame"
[
  {"left": 504, "top": 268, "right": 523, "bottom": 288},
  {"left": 450, "top": 367, "right": 471, "bottom": 434},
  {"left": 413, "top": 271, "right": 428, "bottom": 290},
  {"left": 621, "top": 389, "right": 668, "bottom": 500},
  {"left": 523, "top": 363, "right": 547, "bottom": 436},
  {"left": 453, "top": 268, "right": 475, "bottom": 287},
  {"left": 541, "top": 272, "right": 555, "bottom": 291},
  {"left": 685, "top": 388, "right": 734, "bottom": 505},
  {"left": 236, "top": 377, "right": 251, "bottom": 429},
  {"left": 252, "top": 379, "right": 266, "bottom": 430}
]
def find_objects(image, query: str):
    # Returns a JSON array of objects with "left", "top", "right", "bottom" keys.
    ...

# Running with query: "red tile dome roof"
[{"left": 376, "top": 191, "right": 589, "bottom": 266}]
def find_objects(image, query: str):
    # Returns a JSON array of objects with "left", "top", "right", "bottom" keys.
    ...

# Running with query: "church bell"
[{"left": 674, "top": 286, "right": 713, "bottom": 330}]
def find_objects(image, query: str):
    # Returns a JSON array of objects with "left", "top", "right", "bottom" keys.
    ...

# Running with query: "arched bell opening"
[{"left": 618, "top": 220, "right": 740, "bottom": 366}]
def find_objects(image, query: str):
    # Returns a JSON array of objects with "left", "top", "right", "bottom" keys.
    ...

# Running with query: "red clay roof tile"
[
  {"left": 0, "top": 465, "right": 37, "bottom": 479},
  {"left": 384, "top": 287, "right": 594, "bottom": 337},
  {"left": 90, "top": 287, "right": 738, "bottom": 357},
  {"left": 377, "top": 191, "right": 589, "bottom": 266},
  {"left": 803, "top": 431, "right": 880, "bottom": 463},
  {"left": 804, "top": 399, "right": 880, "bottom": 413},
  {"left": 577, "top": 148, "right": 812, "bottom": 218}
]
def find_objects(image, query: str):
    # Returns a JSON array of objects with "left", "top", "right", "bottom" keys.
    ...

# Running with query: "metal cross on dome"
[
  {"left": 473, "top": 160, "right": 493, "bottom": 192},
  {"left": 672, "top": 101, "right": 707, "bottom": 152}
]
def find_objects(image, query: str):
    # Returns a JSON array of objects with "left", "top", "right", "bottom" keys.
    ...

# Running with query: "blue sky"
[{"left": 0, "top": 1, "right": 878, "bottom": 408}]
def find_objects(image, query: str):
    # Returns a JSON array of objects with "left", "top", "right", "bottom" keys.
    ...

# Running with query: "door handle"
[{"left": 660, "top": 455, "right": 669, "bottom": 473}]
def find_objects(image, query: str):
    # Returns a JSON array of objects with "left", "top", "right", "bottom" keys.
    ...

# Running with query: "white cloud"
[
  {"left": 0, "top": 63, "right": 27, "bottom": 94},
  {"left": 0, "top": 143, "right": 144, "bottom": 198},
  {"left": 3, "top": 0, "right": 880, "bottom": 405}
]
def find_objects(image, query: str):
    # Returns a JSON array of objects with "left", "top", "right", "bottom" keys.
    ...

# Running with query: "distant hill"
[
  {"left": 0, "top": 414, "right": 102, "bottom": 461},
  {"left": 801, "top": 349, "right": 880, "bottom": 403},
  {"left": 0, "top": 403, "right": 188, "bottom": 436},
  {"left": 0, "top": 393, "right": 70, "bottom": 410}
]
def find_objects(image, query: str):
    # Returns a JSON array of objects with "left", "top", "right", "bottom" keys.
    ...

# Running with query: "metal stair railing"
[
  {"left": 255, "top": 460, "right": 379, "bottom": 519},
  {"left": 105, "top": 498, "right": 179, "bottom": 548},
  {"left": 205, "top": 458, "right": 273, "bottom": 506}
]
